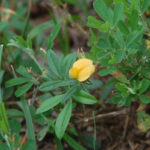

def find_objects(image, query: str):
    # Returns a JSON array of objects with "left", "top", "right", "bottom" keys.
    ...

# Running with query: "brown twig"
[
  {"left": 0, "top": 7, "right": 16, "bottom": 14},
  {"left": 106, "top": 141, "right": 122, "bottom": 150},
  {"left": 77, "top": 108, "right": 128, "bottom": 123},
  {"left": 122, "top": 115, "right": 129, "bottom": 140},
  {"left": 128, "top": 140, "right": 135, "bottom": 150}
]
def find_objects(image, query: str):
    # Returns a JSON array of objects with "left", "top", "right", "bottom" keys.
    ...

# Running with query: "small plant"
[
  {"left": 1, "top": 0, "right": 150, "bottom": 149},
  {"left": 87, "top": 0, "right": 150, "bottom": 131}
]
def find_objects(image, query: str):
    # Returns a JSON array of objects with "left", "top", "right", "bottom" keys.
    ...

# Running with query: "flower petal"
[
  {"left": 78, "top": 65, "right": 95, "bottom": 82},
  {"left": 69, "top": 67, "right": 78, "bottom": 78},
  {"left": 73, "top": 58, "right": 93, "bottom": 70}
]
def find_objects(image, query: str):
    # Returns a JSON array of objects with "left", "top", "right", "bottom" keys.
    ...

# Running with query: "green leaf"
[
  {"left": 62, "top": 85, "right": 78, "bottom": 102},
  {"left": 126, "top": 30, "right": 143, "bottom": 47},
  {"left": 141, "top": 69, "right": 150, "bottom": 79},
  {"left": 0, "top": 103, "right": 9, "bottom": 135},
  {"left": 118, "top": 20, "right": 129, "bottom": 35},
  {"left": 115, "top": 49, "right": 126, "bottom": 63},
  {"left": 55, "top": 136, "right": 64, "bottom": 150},
  {"left": 9, "top": 119, "right": 21, "bottom": 133},
  {"left": 47, "top": 23, "right": 61, "bottom": 49},
  {"left": 7, "top": 109, "right": 24, "bottom": 118},
  {"left": 21, "top": 96, "right": 36, "bottom": 150},
  {"left": 130, "top": 0, "right": 140, "bottom": 11},
  {"left": 97, "top": 39, "right": 110, "bottom": 50},
  {"left": 22, "top": 140, "right": 36, "bottom": 150},
  {"left": 47, "top": 50, "right": 60, "bottom": 77},
  {"left": 0, "top": 21, "right": 9, "bottom": 32},
  {"left": 115, "top": 30, "right": 126, "bottom": 48},
  {"left": 115, "top": 83, "right": 128, "bottom": 97},
  {"left": 28, "top": 21, "right": 55, "bottom": 39},
  {"left": 142, "top": 0, "right": 150, "bottom": 13},
  {"left": 15, "top": 82, "right": 33, "bottom": 97},
  {"left": 99, "top": 68, "right": 117, "bottom": 76},
  {"left": 37, "top": 126, "right": 49, "bottom": 141},
  {"left": 8, "top": 37, "right": 42, "bottom": 75},
  {"left": 128, "top": 9, "right": 139, "bottom": 30},
  {"left": 62, "top": 52, "right": 77, "bottom": 77},
  {"left": 36, "top": 94, "right": 64, "bottom": 114},
  {"left": 93, "top": 0, "right": 112, "bottom": 22},
  {"left": 111, "top": 94, "right": 131, "bottom": 106},
  {"left": 0, "top": 143, "right": 9, "bottom": 150},
  {"left": 64, "top": 134, "right": 86, "bottom": 150},
  {"left": 114, "top": 0, "right": 128, "bottom": 7},
  {"left": 55, "top": 100, "right": 72, "bottom": 139},
  {"left": 8, "top": 37, "right": 34, "bottom": 56},
  {"left": 101, "top": 83, "right": 114, "bottom": 100},
  {"left": 87, "top": 16, "right": 109, "bottom": 32},
  {"left": 140, "top": 95, "right": 150, "bottom": 104},
  {"left": 113, "top": 2, "right": 124, "bottom": 26},
  {"left": 5, "top": 78, "right": 31, "bottom": 88},
  {"left": 39, "top": 80, "right": 77, "bottom": 91},
  {"left": 86, "top": 80, "right": 103, "bottom": 90},
  {"left": 0, "top": 70, "right": 4, "bottom": 85},
  {"left": 127, "top": 48, "right": 138, "bottom": 54},
  {"left": 73, "top": 90, "right": 97, "bottom": 104},
  {"left": 137, "top": 110, "right": 150, "bottom": 131},
  {"left": 111, "top": 93, "right": 122, "bottom": 104},
  {"left": 139, "top": 79, "right": 150, "bottom": 94},
  {"left": 16, "top": 66, "right": 33, "bottom": 78}
]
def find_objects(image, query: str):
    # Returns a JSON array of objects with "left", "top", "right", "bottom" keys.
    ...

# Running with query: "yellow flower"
[{"left": 69, "top": 58, "right": 95, "bottom": 82}]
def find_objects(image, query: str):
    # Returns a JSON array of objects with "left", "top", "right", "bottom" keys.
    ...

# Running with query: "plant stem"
[
  {"left": 48, "top": 8, "right": 68, "bottom": 54},
  {"left": 93, "top": 111, "right": 96, "bottom": 150},
  {"left": 0, "top": 45, "right": 9, "bottom": 135},
  {"left": 22, "top": 0, "right": 32, "bottom": 39},
  {"left": 21, "top": 96, "right": 37, "bottom": 150}
]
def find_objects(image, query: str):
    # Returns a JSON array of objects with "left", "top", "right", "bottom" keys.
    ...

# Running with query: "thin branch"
[
  {"left": 77, "top": 108, "right": 128, "bottom": 123},
  {"left": 122, "top": 115, "right": 129, "bottom": 140}
]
